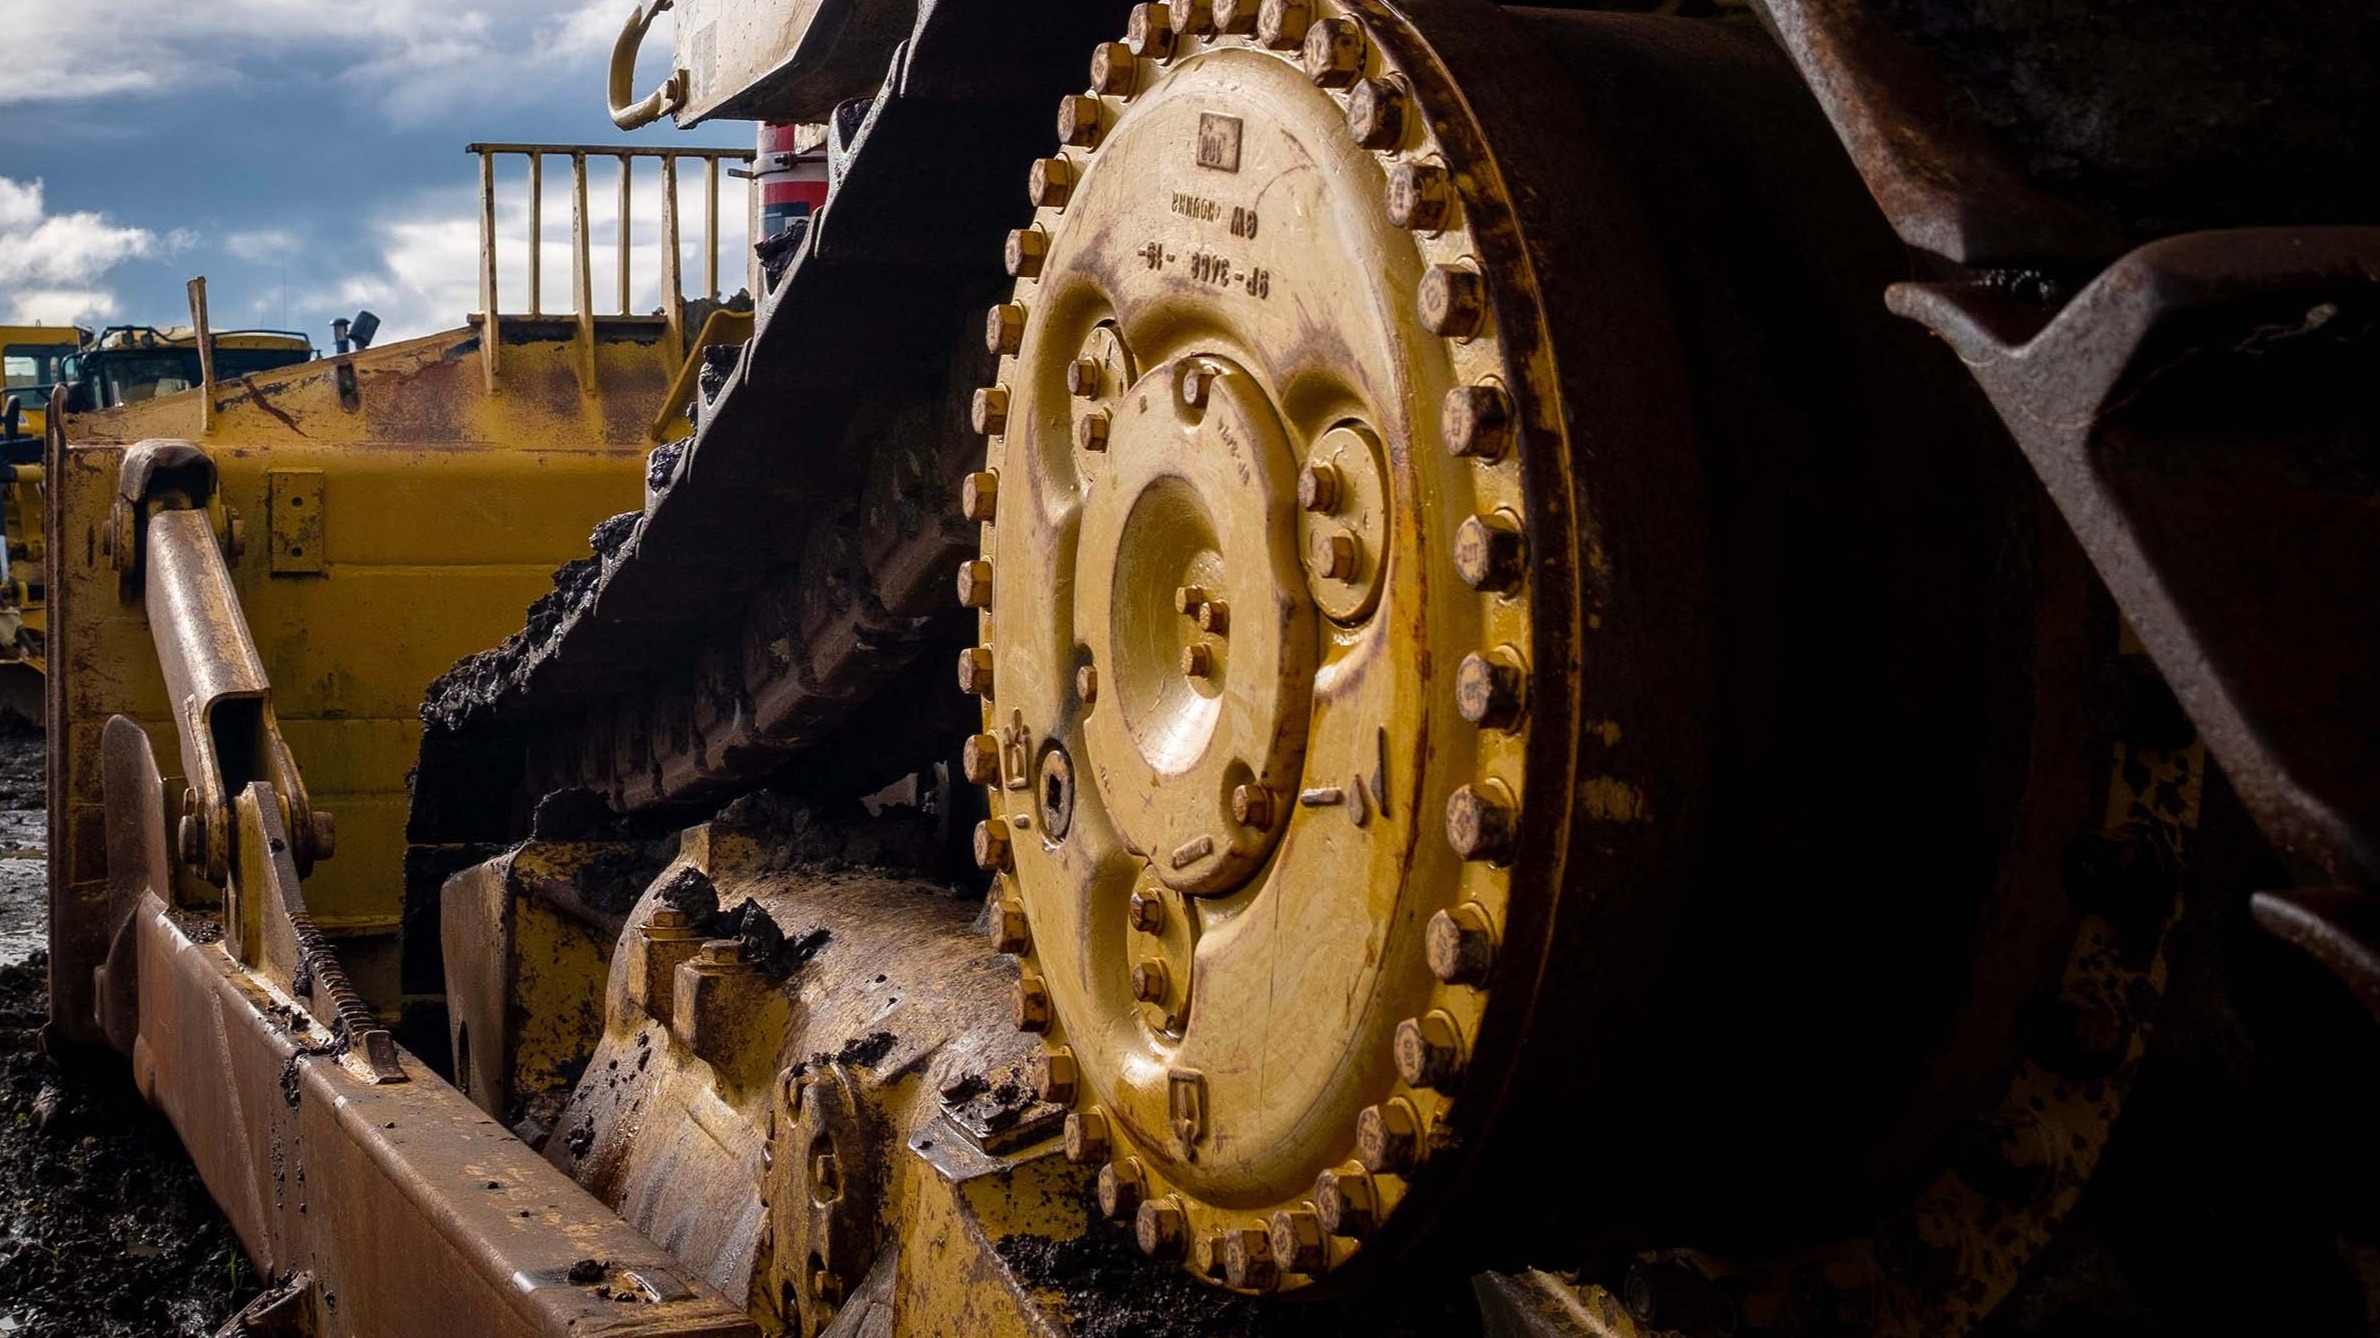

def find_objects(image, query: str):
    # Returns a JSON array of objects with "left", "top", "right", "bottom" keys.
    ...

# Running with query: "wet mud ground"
[{"left": 0, "top": 725, "right": 262, "bottom": 1335}]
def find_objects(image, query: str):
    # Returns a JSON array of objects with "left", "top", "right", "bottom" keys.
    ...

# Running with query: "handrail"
[
  {"left": 607, "top": 0, "right": 685, "bottom": 131},
  {"left": 466, "top": 142, "right": 757, "bottom": 393}
]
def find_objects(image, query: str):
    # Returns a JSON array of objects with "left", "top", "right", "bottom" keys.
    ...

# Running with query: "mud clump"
[{"left": 0, "top": 954, "right": 261, "bottom": 1335}]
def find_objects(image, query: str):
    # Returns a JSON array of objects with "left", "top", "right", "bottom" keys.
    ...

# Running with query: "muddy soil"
[{"left": 0, "top": 727, "right": 262, "bottom": 1335}]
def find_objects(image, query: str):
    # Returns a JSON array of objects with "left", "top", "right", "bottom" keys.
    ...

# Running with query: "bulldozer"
[{"left": 37, "top": 1, "right": 2380, "bottom": 1335}]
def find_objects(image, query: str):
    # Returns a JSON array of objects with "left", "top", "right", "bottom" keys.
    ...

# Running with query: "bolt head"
[
  {"left": 1074, "top": 410, "right": 1111, "bottom": 452},
  {"left": 986, "top": 302, "right": 1026, "bottom": 356},
  {"left": 650, "top": 907, "right": 691, "bottom": 930},
  {"left": 1224, "top": 1225, "right": 1279, "bottom": 1291},
  {"left": 961, "top": 470, "right": 1000, "bottom": 523},
  {"left": 961, "top": 732, "right": 1002, "bottom": 786},
  {"left": 1443, "top": 384, "right": 1515, "bottom": 460},
  {"left": 1137, "top": 1197, "right": 1188, "bottom": 1259},
  {"left": 1255, "top": 0, "right": 1310, "bottom": 50},
  {"left": 1180, "top": 643, "right": 1214, "bottom": 678},
  {"left": 1017, "top": 974, "right": 1055, "bottom": 1032},
  {"left": 990, "top": 897, "right": 1031, "bottom": 954},
  {"left": 1004, "top": 227, "right": 1048, "bottom": 278},
  {"left": 1418, "top": 265, "right": 1485, "bottom": 338},
  {"left": 1035, "top": 1046, "right": 1080, "bottom": 1104},
  {"left": 1090, "top": 42, "right": 1138, "bottom": 96},
  {"left": 1315, "top": 1163, "right": 1379, "bottom": 1237},
  {"left": 1063, "top": 1108, "right": 1110, "bottom": 1163},
  {"left": 1452, "top": 512, "right": 1525, "bottom": 593},
  {"left": 1385, "top": 162, "right": 1451, "bottom": 231},
  {"left": 1444, "top": 781, "right": 1519, "bottom": 863},
  {"left": 1314, "top": 531, "right": 1358, "bottom": 580},
  {"left": 1425, "top": 902, "right": 1496, "bottom": 985},
  {"left": 1098, "top": 1158, "right": 1146, "bottom": 1219},
  {"left": 177, "top": 813, "right": 205, "bottom": 867},
  {"left": 1028, "top": 157, "right": 1077, "bottom": 209},
  {"left": 956, "top": 558, "right": 994, "bottom": 610},
  {"left": 1126, "top": 3, "right": 1176, "bottom": 58},
  {"left": 1179, "top": 362, "right": 1216, "bottom": 408},
  {"left": 1213, "top": 0, "right": 1257, "bottom": 33},
  {"left": 1356, "top": 1098, "right": 1420, "bottom": 1173},
  {"left": 1196, "top": 600, "right": 1230, "bottom": 634},
  {"left": 308, "top": 809, "right": 336, "bottom": 859},
  {"left": 1347, "top": 79, "right": 1405, "bottom": 149},
  {"left": 957, "top": 646, "right": 995, "bottom": 697},
  {"left": 1173, "top": 584, "right": 1209, "bottom": 614},
  {"left": 973, "top": 819, "right": 1014, "bottom": 872},
  {"left": 970, "top": 385, "right": 1010, "bottom": 437},
  {"left": 1393, "top": 1010, "right": 1465, "bottom": 1090},
  {"left": 1302, "top": 16, "right": 1362, "bottom": 86},
  {"left": 1297, "top": 463, "right": 1341, "bottom": 513},
  {"left": 1455, "top": 647, "right": 1527, "bottom": 731},
  {"left": 1128, "top": 889, "right": 1166, "bottom": 933},
  {"left": 697, "top": 938, "right": 746, "bottom": 965},
  {"left": 1230, "top": 783, "right": 1275, "bottom": 828},
  {"left": 1057, "top": 94, "right": 1105, "bottom": 148},
  {"left": 1268, "top": 1208, "right": 1328, "bottom": 1274},
  {"left": 1076, "top": 663, "right": 1100, "bottom": 705},
  {"left": 1131, "top": 956, "right": 1170, "bottom": 1003},
  {"left": 1067, "top": 358, "right": 1102, "bottom": 398}
]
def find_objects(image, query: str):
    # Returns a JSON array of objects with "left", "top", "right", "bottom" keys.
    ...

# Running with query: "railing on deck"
[{"left": 466, "top": 143, "right": 758, "bottom": 392}]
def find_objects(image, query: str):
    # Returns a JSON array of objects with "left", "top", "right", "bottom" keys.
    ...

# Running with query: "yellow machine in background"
[
  {"left": 39, "top": 2, "right": 2380, "bottom": 1337},
  {"left": 0, "top": 324, "right": 83, "bottom": 717}
]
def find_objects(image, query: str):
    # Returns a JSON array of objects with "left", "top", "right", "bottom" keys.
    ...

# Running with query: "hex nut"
[
  {"left": 1453, "top": 512, "right": 1525, "bottom": 592},
  {"left": 1181, "top": 643, "right": 1214, "bottom": 678},
  {"left": 974, "top": 818, "right": 1014, "bottom": 872},
  {"left": 1315, "top": 1163, "right": 1379, "bottom": 1236},
  {"left": 971, "top": 385, "right": 1010, "bottom": 436},
  {"left": 1005, "top": 227, "right": 1048, "bottom": 278},
  {"left": 1455, "top": 647, "right": 1527, "bottom": 731},
  {"left": 1224, "top": 1225, "right": 1280, "bottom": 1291},
  {"left": 1179, "top": 362, "right": 1217, "bottom": 408},
  {"left": 1443, "top": 384, "right": 1514, "bottom": 460},
  {"left": 1418, "top": 265, "right": 1486, "bottom": 337},
  {"left": 1213, "top": 0, "right": 1258, "bottom": 33},
  {"left": 957, "top": 646, "right": 995, "bottom": 697},
  {"left": 1017, "top": 974, "right": 1055, "bottom": 1032},
  {"left": 1098, "top": 1158, "right": 1147, "bottom": 1219},
  {"left": 1444, "top": 781, "right": 1519, "bottom": 863},
  {"left": 956, "top": 559, "right": 995, "bottom": 610},
  {"left": 1173, "top": 584, "right": 1209, "bottom": 614},
  {"left": 1137, "top": 1197, "right": 1189, "bottom": 1259},
  {"left": 1036, "top": 1045, "right": 1080, "bottom": 1104},
  {"left": 990, "top": 896, "right": 1031, "bottom": 954},
  {"left": 1302, "top": 16, "right": 1362, "bottom": 86},
  {"left": 1393, "top": 1010, "right": 1465, "bottom": 1090},
  {"left": 1196, "top": 599, "right": 1230, "bottom": 633},
  {"left": 1269, "top": 1208, "right": 1328, "bottom": 1273},
  {"left": 1385, "top": 162, "right": 1451, "bottom": 231},
  {"left": 1064, "top": 1108, "right": 1110, "bottom": 1163},
  {"left": 1425, "top": 902, "right": 1496, "bottom": 985},
  {"left": 1076, "top": 663, "right": 1100, "bottom": 704},
  {"left": 1067, "top": 358, "right": 1102, "bottom": 397},
  {"left": 1347, "top": 79, "right": 1405, "bottom": 149},
  {"left": 986, "top": 302, "right": 1026, "bottom": 355},
  {"left": 1075, "top": 410, "right": 1111, "bottom": 452},
  {"left": 961, "top": 469, "right": 999, "bottom": 523},
  {"left": 1356, "top": 1098, "right": 1420, "bottom": 1173}
]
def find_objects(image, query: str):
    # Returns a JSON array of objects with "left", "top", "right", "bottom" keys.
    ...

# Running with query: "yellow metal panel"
[{"left": 266, "top": 469, "right": 326, "bottom": 574}]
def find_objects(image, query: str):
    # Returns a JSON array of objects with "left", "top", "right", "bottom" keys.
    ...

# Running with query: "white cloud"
[
  {"left": 323, "top": 161, "right": 754, "bottom": 343},
  {"left": 225, "top": 228, "right": 302, "bottom": 263},
  {"left": 0, "top": 0, "right": 668, "bottom": 126},
  {"left": 0, "top": 177, "right": 167, "bottom": 326}
]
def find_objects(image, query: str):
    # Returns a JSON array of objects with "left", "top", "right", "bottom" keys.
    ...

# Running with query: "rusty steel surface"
[{"left": 1889, "top": 228, "right": 2380, "bottom": 886}]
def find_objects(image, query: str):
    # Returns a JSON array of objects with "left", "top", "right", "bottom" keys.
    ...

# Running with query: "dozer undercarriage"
[{"left": 40, "top": 1, "right": 2380, "bottom": 1335}]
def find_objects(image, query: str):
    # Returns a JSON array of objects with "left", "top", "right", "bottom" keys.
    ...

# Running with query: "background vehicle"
[
  {"left": 57, "top": 325, "right": 315, "bottom": 412},
  {"left": 40, "top": 2, "right": 2380, "bottom": 1336}
]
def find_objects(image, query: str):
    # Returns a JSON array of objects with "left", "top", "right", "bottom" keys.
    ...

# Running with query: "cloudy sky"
[{"left": 0, "top": 0, "right": 750, "bottom": 346}]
